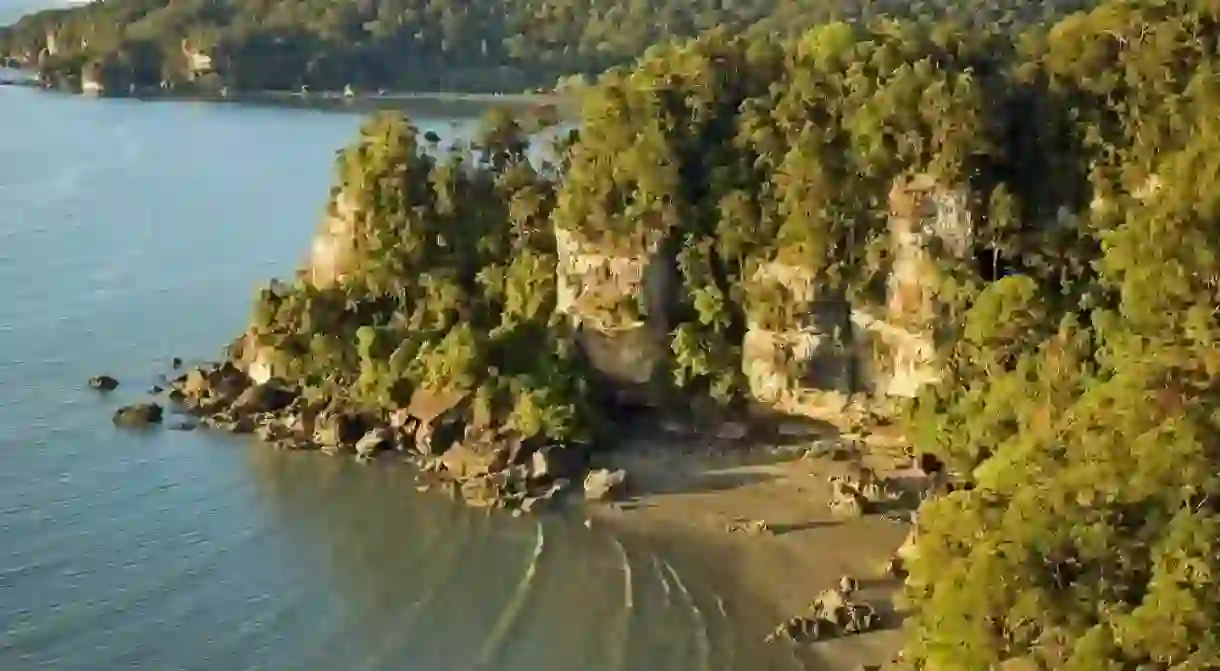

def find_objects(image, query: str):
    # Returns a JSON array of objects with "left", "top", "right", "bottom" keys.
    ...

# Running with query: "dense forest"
[
  {"left": 0, "top": 0, "right": 1096, "bottom": 93},
  {"left": 223, "top": 0, "right": 1220, "bottom": 665}
]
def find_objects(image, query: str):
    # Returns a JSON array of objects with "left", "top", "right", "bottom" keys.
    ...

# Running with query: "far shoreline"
[
  {"left": 590, "top": 432, "right": 912, "bottom": 671},
  {"left": 0, "top": 75, "right": 579, "bottom": 117}
]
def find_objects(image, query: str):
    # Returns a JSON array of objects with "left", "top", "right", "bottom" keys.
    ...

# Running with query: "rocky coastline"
[
  {"left": 102, "top": 356, "right": 931, "bottom": 665},
  {"left": 110, "top": 358, "right": 629, "bottom": 513}
]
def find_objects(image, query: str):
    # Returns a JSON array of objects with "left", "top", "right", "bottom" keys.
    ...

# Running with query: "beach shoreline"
[
  {"left": 588, "top": 430, "right": 917, "bottom": 670},
  {"left": 0, "top": 76, "right": 577, "bottom": 115}
]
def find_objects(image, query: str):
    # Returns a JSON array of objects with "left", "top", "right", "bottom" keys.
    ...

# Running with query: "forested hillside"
[
  {"left": 0, "top": 0, "right": 1095, "bottom": 92},
  {"left": 212, "top": 0, "right": 1220, "bottom": 665}
]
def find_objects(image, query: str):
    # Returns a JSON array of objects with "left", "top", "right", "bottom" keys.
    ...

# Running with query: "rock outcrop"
[
  {"left": 737, "top": 173, "right": 974, "bottom": 419},
  {"left": 766, "top": 578, "right": 880, "bottom": 643},
  {"left": 88, "top": 375, "right": 119, "bottom": 391},
  {"left": 554, "top": 226, "right": 673, "bottom": 395},
  {"left": 151, "top": 360, "right": 586, "bottom": 514},
  {"left": 113, "top": 402, "right": 163, "bottom": 426},
  {"left": 864, "top": 173, "right": 973, "bottom": 398},
  {"left": 305, "top": 189, "right": 361, "bottom": 289}
]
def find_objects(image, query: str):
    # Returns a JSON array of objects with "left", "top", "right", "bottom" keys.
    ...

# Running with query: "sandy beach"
[{"left": 588, "top": 425, "right": 920, "bottom": 670}]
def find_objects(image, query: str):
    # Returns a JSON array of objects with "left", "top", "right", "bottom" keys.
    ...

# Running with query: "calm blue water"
[{"left": 0, "top": 84, "right": 814, "bottom": 670}]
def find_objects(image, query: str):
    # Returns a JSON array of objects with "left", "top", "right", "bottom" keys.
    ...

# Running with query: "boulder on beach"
[
  {"left": 113, "top": 402, "right": 163, "bottom": 426},
  {"left": 88, "top": 375, "right": 119, "bottom": 392},
  {"left": 583, "top": 468, "right": 627, "bottom": 501},
  {"left": 529, "top": 444, "right": 585, "bottom": 483},
  {"left": 355, "top": 427, "right": 393, "bottom": 461},
  {"left": 765, "top": 581, "right": 880, "bottom": 644}
]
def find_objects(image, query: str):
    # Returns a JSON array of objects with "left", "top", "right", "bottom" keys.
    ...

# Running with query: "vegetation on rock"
[
  {"left": 95, "top": 0, "right": 1220, "bottom": 665},
  {"left": 0, "top": 0, "right": 1097, "bottom": 93}
]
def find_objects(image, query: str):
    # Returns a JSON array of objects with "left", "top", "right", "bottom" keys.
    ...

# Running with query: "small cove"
[{"left": 0, "top": 85, "right": 817, "bottom": 670}]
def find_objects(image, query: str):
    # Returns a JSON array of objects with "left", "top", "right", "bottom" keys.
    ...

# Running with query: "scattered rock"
[
  {"left": 827, "top": 467, "right": 896, "bottom": 518},
  {"left": 414, "top": 419, "right": 464, "bottom": 457},
  {"left": 583, "top": 468, "right": 627, "bottom": 501},
  {"left": 726, "top": 518, "right": 771, "bottom": 535},
  {"left": 88, "top": 375, "right": 119, "bottom": 392},
  {"left": 838, "top": 574, "right": 858, "bottom": 595},
  {"left": 313, "top": 410, "right": 364, "bottom": 452},
  {"left": 113, "top": 402, "right": 163, "bottom": 426},
  {"left": 829, "top": 477, "right": 867, "bottom": 518},
  {"left": 148, "top": 385, "right": 164, "bottom": 394},
  {"left": 355, "top": 427, "right": 393, "bottom": 461},
  {"left": 529, "top": 444, "right": 584, "bottom": 483},
  {"left": 171, "top": 356, "right": 183, "bottom": 369},
  {"left": 229, "top": 380, "right": 296, "bottom": 415},
  {"left": 440, "top": 439, "right": 510, "bottom": 480},
  {"left": 180, "top": 367, "right": 212, "bottom": 398},
  {"left": 765, "top": 584, "right": 880, "bottom": 644}
]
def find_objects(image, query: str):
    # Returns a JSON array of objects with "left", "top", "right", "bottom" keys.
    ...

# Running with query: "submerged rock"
[
  {"left": 113, "top": 402, "right": 163, "bottom": 426},
  {"left": 88, "top": 375, "right": 119, "bottom": 392}
]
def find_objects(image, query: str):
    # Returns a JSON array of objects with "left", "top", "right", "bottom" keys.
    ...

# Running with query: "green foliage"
[
  {"left": 0, "top": 0, "right": 1096, "bottom": 93},
  {"left": 193, "top": 2, "right": 1220, "bottom": 664},
  {"left": 899, "top": 3, "right": 1220, "bottom": 667}
]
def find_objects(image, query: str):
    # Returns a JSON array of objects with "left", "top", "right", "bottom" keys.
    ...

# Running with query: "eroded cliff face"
[
  {"left": 255, "top": 169, "right": 972, "bottom": 421},
  {"left": 741, "top": 260, "right": 852, "bottom": 418},
  {"left": 863, "top": 173, "right": 973, "bottom": 399},
  {"left": 554, "top": 226, "right": 673, "bottom": 390},
  {"left": 305, "top": 189, "right": 361, "bottom": 289}
]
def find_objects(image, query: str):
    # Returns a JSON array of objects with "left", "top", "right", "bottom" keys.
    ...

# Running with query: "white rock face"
[
  {"left": 873, "top": 174, "right": 974, "bottom": 399},
  {"left": 306, "top": 190, "right": 360, "bottom": 288},
  {"left": 740, "top": 258, "right": 851, "bottom": 412},
  {"left": 554, "top": 226, "right": 672, "bottom": 386}
]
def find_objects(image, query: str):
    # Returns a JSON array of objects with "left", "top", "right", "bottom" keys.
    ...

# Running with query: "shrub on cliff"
[
  {"left": 238, "top": 1, "right": 1220, "bottom": 663},
  {"left": 249, "top": 109, "right": 591, "bottom": 444},
  {"left": 902, "top": 2, "right": 1220, "bottom": 666}
]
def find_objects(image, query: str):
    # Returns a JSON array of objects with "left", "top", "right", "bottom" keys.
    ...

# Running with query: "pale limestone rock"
[
  {"left": 554, "top": 226, "right": 672, "bottom": 386},
  {"left": 306, "top": 190, "right": 360, "bottom": 288},
  {"left": 81, "top": 71, "right": 104, "bottom": 95},
  {"left": 869, "top": 174, "right": 974, "bottom": 399},
  {"left": 740, "top": 259, "right": 851, "bottom": 411}
]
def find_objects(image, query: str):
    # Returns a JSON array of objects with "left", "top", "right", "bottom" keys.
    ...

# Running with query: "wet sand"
[{"left": 591, "top": 428, "right": 918, "bottom": 670}]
